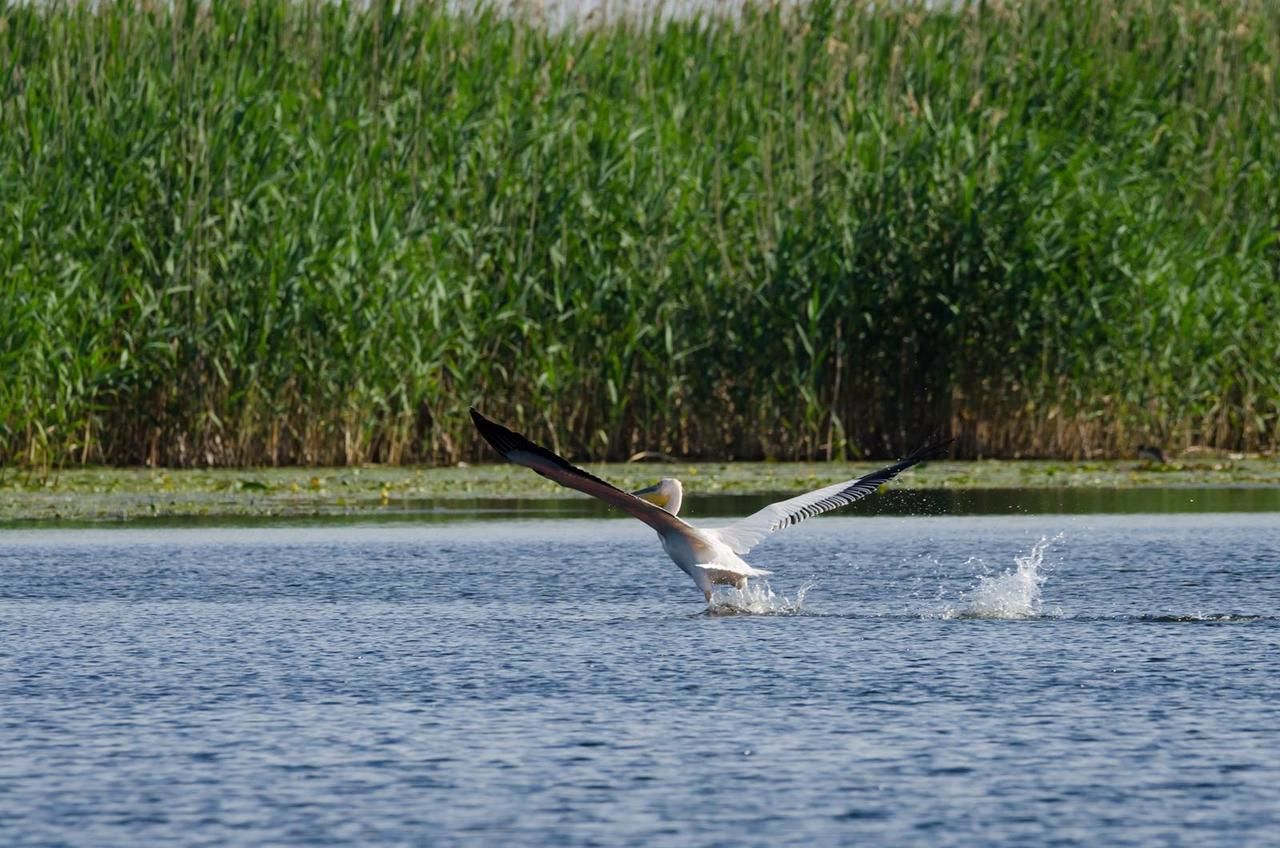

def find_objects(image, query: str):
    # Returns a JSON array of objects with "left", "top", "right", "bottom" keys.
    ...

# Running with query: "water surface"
[{"left": 2, "top": 513, "right": 1278, "bottom": 845}]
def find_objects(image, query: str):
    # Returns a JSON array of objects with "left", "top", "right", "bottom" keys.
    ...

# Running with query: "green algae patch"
[{"left": 1, "top": 457, "right": 1277, "bottom": 524}]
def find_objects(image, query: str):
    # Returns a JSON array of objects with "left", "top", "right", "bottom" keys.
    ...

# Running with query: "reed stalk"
[{"left": 1, "top": 0, "right": 1277, "bottom": 466}]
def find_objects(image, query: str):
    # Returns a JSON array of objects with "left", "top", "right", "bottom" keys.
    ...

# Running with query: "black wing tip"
[
  {"left": 872, "top": 437, "right": 953, "bottom": 479},
  {"left": 469, "top": 406, "right": 495, "bottom": 437},
  {"left": 467, "top": 407, "right": 635, "bottom": 500},
  {"left": 912, "top": 437, "right": 955, "bottom": 462},
  {"left": 469, "top": 407, "right": 527, "bottom": 458}
]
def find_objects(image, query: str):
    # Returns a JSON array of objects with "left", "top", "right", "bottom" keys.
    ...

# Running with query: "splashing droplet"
[
  {"left": 708, "top": 580, "right": 813, "bottom": 615},
  {"left": 948, "top": 534, "right": 1061, "bottom": 619}
]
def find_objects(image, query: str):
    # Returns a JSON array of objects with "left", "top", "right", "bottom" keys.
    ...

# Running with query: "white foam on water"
[
  {"left": 944, "top": 534, "right": 1062, "bottom": 620},
  {"left": 707, "top": 579, "right": 814, "bottom": 615}
]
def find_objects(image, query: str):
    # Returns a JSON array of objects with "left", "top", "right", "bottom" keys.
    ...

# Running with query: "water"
[
  {"left": 2, "top": 513, "right": 1279, "bottom": 846},
  {"left": 943, "top": 533, "right": 1059, "bottom": 619}
]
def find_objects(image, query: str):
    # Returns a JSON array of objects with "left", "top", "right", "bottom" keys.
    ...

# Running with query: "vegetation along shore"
[
  {"left": 3, "top": 454, "right": 1278, "bottom": 523},
  {"left": 2, "top": 0, "right": 1277, "bottom": 467}
]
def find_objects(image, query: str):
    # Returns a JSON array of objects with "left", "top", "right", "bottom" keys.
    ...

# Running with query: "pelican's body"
[
  {"left": 628, "top": 478, "right": 754, "bottom": 591},
  {"left": 470, "top": 408, "right": 950, "bottom": 604},
  {"left": 658, "top": 519, "right": 766, "bottom": 598}
]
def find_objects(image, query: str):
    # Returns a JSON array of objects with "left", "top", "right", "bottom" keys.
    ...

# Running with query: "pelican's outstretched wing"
[
  {"left": 470, "top": 408, "right": 690, "bottom": 535},
  {"left": 706, "top": 439, "right": 953, "bottom": 555}
]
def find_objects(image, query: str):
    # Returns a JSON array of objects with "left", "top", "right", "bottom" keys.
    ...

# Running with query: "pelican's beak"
[{"left": 630, "top": 482, "right": 668, "bottom": 509}]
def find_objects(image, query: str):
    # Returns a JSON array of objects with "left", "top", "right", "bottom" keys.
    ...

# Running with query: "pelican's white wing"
[
  {"left": 706, "top": 441, "right": 953, "bottom": 555},
  {"left": 470, "top": 408, "right": 691, "bottom": 536}
]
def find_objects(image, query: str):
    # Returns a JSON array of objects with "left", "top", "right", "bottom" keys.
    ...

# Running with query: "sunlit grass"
[{"left": 1, "top": 0, "right": 1277, "bottom": 468}]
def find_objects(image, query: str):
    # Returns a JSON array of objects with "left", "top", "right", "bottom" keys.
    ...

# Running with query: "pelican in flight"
[{"left": 470, "top": 408, "right": 952, "bottom": 603}]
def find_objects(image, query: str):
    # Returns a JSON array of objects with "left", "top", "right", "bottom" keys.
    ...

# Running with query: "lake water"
[{"left": 2, "top": 510, "right": 1279, "bottom": 845}]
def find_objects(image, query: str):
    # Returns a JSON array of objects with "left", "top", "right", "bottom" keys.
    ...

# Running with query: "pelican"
[{"left": 470, "top": 408, "right": 952, "bottom": 603}]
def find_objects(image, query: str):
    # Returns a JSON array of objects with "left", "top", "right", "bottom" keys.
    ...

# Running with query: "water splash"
[
  {"left": 707, "top": 580, "right": 814, "bottom": 616},
  {"left": 946, "top": 534, "right": 1061, "bottom": 620}
]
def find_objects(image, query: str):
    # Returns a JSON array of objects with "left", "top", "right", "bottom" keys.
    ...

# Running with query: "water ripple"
[{"left": 1, "top": 514, "right": 1278, "bottom": 845}]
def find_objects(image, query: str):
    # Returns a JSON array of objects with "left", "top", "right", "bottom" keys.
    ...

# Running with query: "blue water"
[{"left": 2, "top": 513, "right": 1279, "bottom": 846}]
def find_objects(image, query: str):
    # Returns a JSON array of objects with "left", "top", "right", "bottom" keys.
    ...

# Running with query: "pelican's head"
[{"left": 631, "top": 477, "right": 684, "bottom": 516}]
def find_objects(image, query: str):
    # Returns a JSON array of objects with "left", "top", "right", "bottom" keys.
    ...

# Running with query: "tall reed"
[{"left": 1, "top": 0, "right": 1277, "bottom": 466}]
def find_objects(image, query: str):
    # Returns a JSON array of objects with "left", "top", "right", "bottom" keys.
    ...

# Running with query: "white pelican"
[{"left": 470, "top": 408, "right": 952, "bottom": 603}]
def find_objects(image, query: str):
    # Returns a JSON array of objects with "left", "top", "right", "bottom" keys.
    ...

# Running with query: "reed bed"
[{"left": 1, "top": 0, "right": 1277, "bottom": 467}]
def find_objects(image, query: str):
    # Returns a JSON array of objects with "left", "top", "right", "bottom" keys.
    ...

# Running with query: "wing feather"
[
  {"left": 707, "top": 439, "right": 953, "bottom": 554},
  {"left": 470, "top": 408, "right": 690, "bottom": 535}
]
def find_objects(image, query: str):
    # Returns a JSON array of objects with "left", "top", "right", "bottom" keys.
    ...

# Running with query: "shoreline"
[{"left": 3, "top": 458, "right": 1277, "bottom": 523}]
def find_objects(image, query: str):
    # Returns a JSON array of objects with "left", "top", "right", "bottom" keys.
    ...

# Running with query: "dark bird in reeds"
[
  {"left": 471, "top": 408, "right": 952, "bottom": 605},
  {"left": 1137, "top": 444, "right": 1167, "bottom": 464}
]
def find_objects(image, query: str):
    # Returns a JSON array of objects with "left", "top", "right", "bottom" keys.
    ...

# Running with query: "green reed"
[{"left": 1, "top": 0, "right": 1277, "bottom": 467}]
